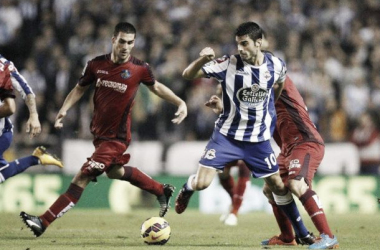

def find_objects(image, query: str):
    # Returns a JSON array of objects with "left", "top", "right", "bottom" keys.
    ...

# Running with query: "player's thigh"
[
  {"left": 81, "top": 140, "right": 128, "bottom": 177},
  {"left": 243, "top": 140, "right": 279, "bottom": 178},
  {"left": 287, "top": 142, "right": 324, "bottom": 187}
]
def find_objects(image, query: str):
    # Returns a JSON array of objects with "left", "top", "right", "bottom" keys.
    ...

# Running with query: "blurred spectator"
[{"left": 350, "top": 111, "right": 380, "bottom": 174}]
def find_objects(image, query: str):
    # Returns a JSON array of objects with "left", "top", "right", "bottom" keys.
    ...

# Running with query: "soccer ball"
[{"left": 140, "top": 217, "right": 171, "bottom": 245}]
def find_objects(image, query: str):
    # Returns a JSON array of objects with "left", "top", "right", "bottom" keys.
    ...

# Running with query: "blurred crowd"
[{"left": 1, "top": 0, "right": 380, "bottom": 174}]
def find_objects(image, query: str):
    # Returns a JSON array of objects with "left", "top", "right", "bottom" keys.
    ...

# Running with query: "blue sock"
[
  {"left": 274, "top": 192, "right": 309, "bottom": 238},
  {"left": 0, "top": 156, "right": 39, "bottom": 182}
]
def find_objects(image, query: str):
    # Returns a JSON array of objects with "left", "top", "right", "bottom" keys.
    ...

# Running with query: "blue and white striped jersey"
[
  {"left": 202, "top": 52, "right": 286, "bottom": 142},
  {"left": 0, "top": 55, "right": 35, "bottom": 136}
]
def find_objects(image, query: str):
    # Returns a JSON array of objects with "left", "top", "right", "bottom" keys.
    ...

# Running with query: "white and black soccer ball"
[{"left": 140, "top": 217, "right": 171, "bottom": 245}]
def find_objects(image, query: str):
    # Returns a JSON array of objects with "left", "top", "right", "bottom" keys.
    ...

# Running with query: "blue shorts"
[
  {"left": 199, "top": 129, "right": 278, "bottom": 178},
  {"left": 0, "top": 130, "right": 13, "bottom": 166}
]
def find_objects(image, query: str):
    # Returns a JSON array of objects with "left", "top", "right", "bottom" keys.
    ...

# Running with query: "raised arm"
[
  {"left": 182, "top": 47, "right": 215, "bottom": 80},
  {"left": 147, "top": 81, "right": 187, "bottom": 124},
  {"left": 55, "top": 84, "right": 89, "bottom": 129}
]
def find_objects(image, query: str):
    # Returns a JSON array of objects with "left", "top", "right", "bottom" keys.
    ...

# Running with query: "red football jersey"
[
  {"left": 0, "top": 58, "right": 15, "bottom": 100},
  {"left": 78, "top": 54, "right": 155, "bottom": 143},
  {"left": 273, "top": 76, "right": 324, "bottom": 155}
]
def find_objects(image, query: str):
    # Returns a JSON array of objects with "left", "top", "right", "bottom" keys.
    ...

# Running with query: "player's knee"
[
  {"left": 193, "top": 180, "right": 210, "bottom": 190},
  {"left": 288, "top": 179, "right": 308, "bottom": 198}
]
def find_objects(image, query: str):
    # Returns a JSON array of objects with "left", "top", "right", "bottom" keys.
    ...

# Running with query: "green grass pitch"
[{"left": 0, "top": 209, "right": 378, "bottom": 249}]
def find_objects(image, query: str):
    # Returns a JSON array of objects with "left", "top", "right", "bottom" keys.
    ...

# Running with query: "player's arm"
[
  {"left": 205, "top": 95, "right": 223, "bottom": 114},
  {"left": 55, "top": 84, "right": 89, "bottom": 129},
  {"left": 273, "top": 80, "right": 285, "bottom": 102},
  {"left": 147, "top": 81, "right": 187, "bottom": 124},
  {"left": 24, "top": 93, "right": 41, "bottom": 138},
  {"left": 0, "top": 97, "right": 16, "bottom": 118},
  {"left": 182, "top": 47, "right": 215, "bottom": 80}
]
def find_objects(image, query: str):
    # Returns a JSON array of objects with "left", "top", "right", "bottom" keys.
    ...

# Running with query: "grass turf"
[{"left": 0, "top": 209, "right": 378, "bottom": 249}]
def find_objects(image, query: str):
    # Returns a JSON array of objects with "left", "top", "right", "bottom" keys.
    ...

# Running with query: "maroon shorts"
[
  {"left": 278, "top": 142, "right": 324, "bottom": 188},
  {"left": 81, "top": 139, "right": 130, "bottom": 177}
]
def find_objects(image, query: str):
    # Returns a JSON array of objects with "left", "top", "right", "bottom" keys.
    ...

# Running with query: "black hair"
[
  {"left": 113, "top": 22, "right": 136, "bottom": 37},
  {"left": 235, "top": 22, "right": 263, "bottom": 41}
]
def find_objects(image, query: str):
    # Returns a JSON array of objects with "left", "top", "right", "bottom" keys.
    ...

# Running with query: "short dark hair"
[
  {"left": 235, "top": 22, "right": 262, "bottom": 41},
  {"left": 113, "top": 22, "right": 136, "bottom": 37}
]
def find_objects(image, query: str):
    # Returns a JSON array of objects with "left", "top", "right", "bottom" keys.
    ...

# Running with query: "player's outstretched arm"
[
  {"left": 147, "top": 81, "right": 187, "bottom": 124},
  {"left": 182, "top": 47, "right": 215, "bottom": 80},
  {"left": 24, "top": 94, "right": 41, "bottom": 138},
  {"left": 55, "top": 84, "right": 89, "bottom": 129}
]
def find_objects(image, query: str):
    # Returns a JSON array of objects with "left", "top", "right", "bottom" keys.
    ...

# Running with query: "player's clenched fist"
[{"left": 199, "top": 47, "right": 215, "bottom": 61}]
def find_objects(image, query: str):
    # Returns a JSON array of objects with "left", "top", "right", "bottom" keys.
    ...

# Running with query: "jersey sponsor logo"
[
  {"left": 97, "top": 70, "right": 109, "bottom": 74},
  {"left": 120, "top": 69, "right": 131, "bottom": 79},
  {"left": 96, "top": 78, "right": 127, "bottom": 93},
  {"left": 289, "top": 159, "right": 301, "bottom": 169},
  {"left": 237, "top": 84, "right": 268, "bottom": 106}
]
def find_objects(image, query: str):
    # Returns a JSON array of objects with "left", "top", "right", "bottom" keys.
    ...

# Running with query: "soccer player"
[
  {"left": 175, "top": 21, "right": 315, "bottom": 244},
  {"left": 20, "top": 22, "right": 187, "bottom": 237},
  {"left": 218, "top": 160, "right": 250, "bottom": 226},
  {"left": 206, "top": 76, "right": 339, "bottom": 249},
  {"left": 0, "top": 55, "right": 63, "bottom": 184}
]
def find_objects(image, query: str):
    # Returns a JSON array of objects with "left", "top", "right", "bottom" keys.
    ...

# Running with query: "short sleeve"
[
  {"left": 201, "top": 55, "right": 230, "bottom": 81},
  {"left": 78, "top": 60, "right": 97, "bottom": 86},
  {"left": 277, "top": 59, "right": 287, "bottom": 83},
  {"left": 140, "top": 63, "right": 155, "bottom": 86}
]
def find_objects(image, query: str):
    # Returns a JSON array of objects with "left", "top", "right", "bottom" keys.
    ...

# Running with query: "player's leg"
[
  {"left": 286, "top": 143, "right": 338, "bottom": 248},
  {"left": 107, "top": 164, "right": 174, "bottom": 217},
  {"left": 223, "top": 161, "right": 251, "bottom": 226},
  {"left": 231, "top": 160, "right": 250, "bottom": 215},
  {"left": 175, "top": 164, "right": 218, "bottom": 214},
  {"left": 0, "top": 131, "right": 63, "bottom": 183},
  {"left": 218, "top": 163, "right": 234, "bottom": 223},
  {"left": 261, "top": 153, "right": 295, "bottom": 245},
  {"left": 175, "top": 130, "right": 242, "bottom": 214},
  {"left": 244, "top": 140, "right": 314, "bottom": 245},
  {"left": 20, "top": 170, "right": 91, "bottom": 237},
  {"left": 262, "top": 182, "right": 296, "bottom": 245}
]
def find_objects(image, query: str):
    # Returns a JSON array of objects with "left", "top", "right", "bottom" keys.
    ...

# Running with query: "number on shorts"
[{"left": 264, "top": 153, "right": 277, "bottom": 169}]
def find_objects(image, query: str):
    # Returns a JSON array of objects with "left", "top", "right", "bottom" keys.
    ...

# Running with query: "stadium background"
[{"left": 0, "top": 0, "right": 379, "bottom": 215}]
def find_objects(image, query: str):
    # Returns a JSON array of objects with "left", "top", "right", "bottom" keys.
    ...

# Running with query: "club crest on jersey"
[
  {"left": 237, "top": 84, "right": 268, "bottom": 107},
  {"left": 264, "top": 71, "right": 271, "bottom": 80},
  {"left": 121, "top": 69, "right": 131, "bottom": 79},
  {"left": 202, "top": 148, "right": 216, "bottom": 160}
]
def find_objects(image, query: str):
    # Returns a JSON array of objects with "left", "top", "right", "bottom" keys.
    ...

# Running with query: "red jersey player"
[
  {"left": 206, "top": 76, "right": 339, "bottom": 249},
  {"left": 20, "top": 22, "right": 187, "bottom": 237}
]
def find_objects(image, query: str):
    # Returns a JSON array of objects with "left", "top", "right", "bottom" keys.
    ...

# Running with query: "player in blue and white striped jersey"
[
  {"left": 0, "top": 55, "right": 63, "bottom": 184},
  {"left": 175, "top": 22, "right": 315, "bottom": 244}
]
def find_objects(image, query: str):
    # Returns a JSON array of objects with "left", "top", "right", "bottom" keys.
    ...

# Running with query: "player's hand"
[
  {"left": 54, "top": 111, "right": 67, "bottom": 129},
  {"left": 172, "top": 101, "right": 187, "bottom": 124},
  {"left": 26, "top": 113, "right": 41, "bottom": 138},
  {"left": 200, "top": 47, "right": 215, "bottom": 61},
  {"left": 205, "top": 95, "right": 223, "bottom": 114}
]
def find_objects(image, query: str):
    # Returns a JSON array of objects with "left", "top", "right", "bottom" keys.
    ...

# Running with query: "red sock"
[
  {"left": 121, "top": 166, "right": 163, "bottom": 196},
  {"left": 40, "top": 183, "right": 83, "bottom": 227},
  {"left": 300, "top": 189, "right": 333, "bottom": 237},
  {"left": 231, "top": 177, "right": 249, "bottom": 214},
  {"left": 220, "top": 175, "right": 234, "bottom": 199},
  {"left": 270, "top": 201, "right": 294, "bottom": 242}
]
